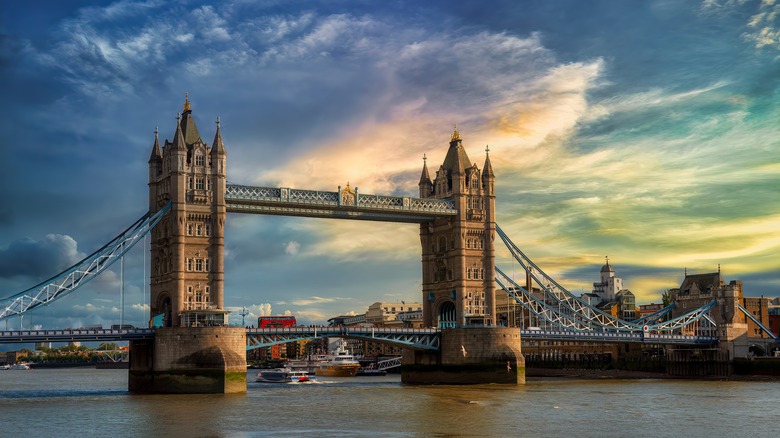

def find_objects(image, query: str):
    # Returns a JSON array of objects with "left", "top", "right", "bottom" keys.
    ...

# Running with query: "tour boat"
[
  {"left": 313, "top": 339, "right": 361, "bottom": 377},
  {"left": 9, "top": 363, "right": 31, "bottom": 370},
  {"left": 256, "top": 367, "right": 313, "bottom": 383}
]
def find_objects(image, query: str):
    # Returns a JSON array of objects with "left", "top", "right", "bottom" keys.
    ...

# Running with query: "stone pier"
[
  {"left": 129, "top": 326, "right": 247, "bottom": 394},
  {"left": 401, "top": 327, "right": 525, "bottom": 384}
]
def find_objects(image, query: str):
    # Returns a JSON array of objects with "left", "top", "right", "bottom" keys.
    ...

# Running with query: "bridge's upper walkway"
[{"left": 225, "top": 184, "right": 456, "bottom": 223}]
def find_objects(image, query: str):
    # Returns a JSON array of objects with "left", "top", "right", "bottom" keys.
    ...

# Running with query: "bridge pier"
[
  {"left": 401, "top": 327, "right": 525, "bottom": 384},
  {"left": 129, "top": 327, "right": 246, "bottom": 394}
]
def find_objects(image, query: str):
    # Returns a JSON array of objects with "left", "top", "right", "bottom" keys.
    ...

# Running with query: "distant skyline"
[{"left": 0, "top": 0, "right": 778, "bottom": 330}]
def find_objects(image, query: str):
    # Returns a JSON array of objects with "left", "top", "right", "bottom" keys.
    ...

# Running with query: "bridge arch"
[{"left": 438, "top": 300, "right": 456, "bottom": 328}]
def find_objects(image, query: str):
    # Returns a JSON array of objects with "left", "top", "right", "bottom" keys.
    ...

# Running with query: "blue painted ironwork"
[
  {"left": 495, "top": 224, "right": 719, "bottom": 336},
  {"left": 0, "top": 203, "right": 172, "bottom": 320},
  {"left": 246, "top": 326, "right": 440, "bottom": 351},
  {"left": 520, "top": 329, "right": 717, "bottom": 345},
  {"left": 225, "top": 184, "right": 456, "bottom": 223},
  {"left": 737, "top": 304, "right": 780, "bottom": 341},
  {"left": 0, "top": 327, "right": 155, "bottom": 343}
]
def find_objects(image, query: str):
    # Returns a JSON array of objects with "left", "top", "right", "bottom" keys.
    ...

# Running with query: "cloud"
[
  {"left": 0, "top": 234, "right": 85, "bottom": 280},
  {"left": 284, "top": 240, "right": 301, "bottom": 255}
]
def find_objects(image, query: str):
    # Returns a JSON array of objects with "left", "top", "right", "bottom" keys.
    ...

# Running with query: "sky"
[{"left": 0, "top": 0, "right": 778, "bottom": 331}]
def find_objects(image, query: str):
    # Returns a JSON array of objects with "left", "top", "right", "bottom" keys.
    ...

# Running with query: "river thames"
[{"left": 1, "top": 368, "right": 778, "bottom": 437}]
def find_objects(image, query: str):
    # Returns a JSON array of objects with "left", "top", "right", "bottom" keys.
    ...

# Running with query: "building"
[
  {"left": 591, "top": 257, "right": 623, "bottom": 303},
  {"left": 366, "top": 302, "right": 422, "bottom": 327},
  {"left": 419, "top": 126, "right": 496, "bottom": 327},
  {"left": 147, "top": 95, "right": 227, "bottom": 328}
]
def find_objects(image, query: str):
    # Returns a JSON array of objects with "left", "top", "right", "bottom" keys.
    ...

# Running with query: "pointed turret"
[
  {"left": 418, "top": 154, "right": 433, "bottom": 197},
  {"left": 482, "top": 145, "right": 495, "bottom": 195},
  {"left": 172, "top": 113, "right": 187, "bottom": 152},
  {"left": 210, "top": 116, "right": 226, "bottom": 157},
  {"left": 179, "top": 92, "right": 203, "bottom": 147},
  {"left": 482, "top": 145, "right": 494, "bottom": 179},
  {"left": 441, "top": 124, "right": 472, "bottom": 173},
  {"left": 148, "top": 127, "right": 163, "bottom": 163}
]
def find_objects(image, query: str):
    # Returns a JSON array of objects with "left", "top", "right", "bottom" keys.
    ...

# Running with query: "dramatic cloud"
[{"left": 1, "top": 0, "right": 778, "bottom": 328}]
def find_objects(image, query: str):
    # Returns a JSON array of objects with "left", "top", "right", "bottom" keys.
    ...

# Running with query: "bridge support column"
[
  {"left": 401, "top": 327, "right": 525, "bottom": 384},
  {"left": 129, "top": 327, "right": 246, "bottom": 394}
]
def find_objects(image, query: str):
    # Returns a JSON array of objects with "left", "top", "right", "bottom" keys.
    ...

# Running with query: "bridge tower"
[
  {"left": 147, "top": 95, "right": 227, "bottom": 327},
  {"left": 133, "top": 96, "right": 243, "bottom": 394},
  {"left": 405, "top": 127, "right": 522, "bottom": 384},
  {"left": 418, "top": 126, "right": 496, "bottom": 327}
]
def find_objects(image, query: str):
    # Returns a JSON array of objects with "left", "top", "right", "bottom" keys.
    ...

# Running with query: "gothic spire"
[
  {"left": 482, "top": 145, "right": 495, "bottom": 179},
  {"left": 148, "top": 126, "right": 162, "bottom": 163},
  {"left": 211, "top": 116, "right": 226, "bottom": 156},
  {"left": 419, "top": 153, "right": 431, "bottom": 184},
  {"left": 173, "top": 112, "right": 187, "bottom": 151}
]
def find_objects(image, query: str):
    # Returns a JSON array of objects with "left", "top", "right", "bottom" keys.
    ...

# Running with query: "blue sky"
[{"left": 0, "top": 0, "right": 778, "bottom": 330}]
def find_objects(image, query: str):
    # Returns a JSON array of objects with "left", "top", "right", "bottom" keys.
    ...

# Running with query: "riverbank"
[{"left": 527, "top": 367, "right": 780, "bottom": 381}]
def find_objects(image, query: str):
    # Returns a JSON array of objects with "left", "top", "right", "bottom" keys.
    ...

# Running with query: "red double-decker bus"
[{"left": 258, "top": 315, "right": 296, "bottom": 328}]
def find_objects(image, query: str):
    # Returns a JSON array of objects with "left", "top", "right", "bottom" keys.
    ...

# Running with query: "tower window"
[
  {"left": 196, "top": 178, "right": 204, "bottom": 190},
  {"left": 195, "top": 154, "right": 205, "bottom": 167}
]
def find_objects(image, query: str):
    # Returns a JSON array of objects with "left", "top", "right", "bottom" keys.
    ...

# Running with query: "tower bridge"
[{"left": 2, "top": 96, "right": 774, "bottom": 393}]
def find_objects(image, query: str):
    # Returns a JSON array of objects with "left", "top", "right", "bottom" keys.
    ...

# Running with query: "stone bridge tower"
[
  {"left": 418, "top": 126, "right": 496, "bottom": 327},
  {"left": 147, "top": 96, "right": 227, "bottom": 327}
]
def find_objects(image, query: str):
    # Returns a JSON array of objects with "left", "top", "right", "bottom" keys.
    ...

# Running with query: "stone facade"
[
  {"left": 147, "top": 96, "right": 227, "bottom": 327},
  {"left": 402, "top": 327, "right": 524, "bottom": 384},
  {"left": 129, "top": 326, "right": 246, "bottom": 394},
  {"left": 419, "top": 127, "right": 496, "bottom": 327}
]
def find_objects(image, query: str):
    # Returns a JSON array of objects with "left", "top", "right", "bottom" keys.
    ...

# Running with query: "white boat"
[
  {"left": 10, "top": 363, "right": 31, "bottom": 370},
  {"left": 256, "top": 367, "right": 313, "bottom": 383},
  {"left": 314, "top": 339, "right": 361, "bottom": 377}
]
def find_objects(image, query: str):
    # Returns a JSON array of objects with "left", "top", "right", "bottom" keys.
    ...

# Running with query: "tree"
[{"left": 662, "top": 289, "right": 671, "bottom": 307}]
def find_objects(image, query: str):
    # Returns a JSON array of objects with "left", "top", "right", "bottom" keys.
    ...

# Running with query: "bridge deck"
[
  {"left": 225, "top": 184, "right": 456, "bottom": 223},
  {"left": 0, "top": 327, "right": 718, "bottom": 346}
]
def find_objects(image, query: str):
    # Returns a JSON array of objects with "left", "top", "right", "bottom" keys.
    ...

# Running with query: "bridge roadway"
[{"left": 0, "top": 327, "right": 717, "bottom": 347}]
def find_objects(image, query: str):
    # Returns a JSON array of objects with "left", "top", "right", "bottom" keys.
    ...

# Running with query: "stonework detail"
[
  {"left": 419, "top": 128, "right": 497, "bottom": 327},
  {"left": 147, "top": 97, "right": 226, "bottom": 327}
]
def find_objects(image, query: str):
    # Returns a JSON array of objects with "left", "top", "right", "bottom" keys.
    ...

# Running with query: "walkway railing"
[{"left": 225, "top": 184, "right": 456, "bottom": 223}]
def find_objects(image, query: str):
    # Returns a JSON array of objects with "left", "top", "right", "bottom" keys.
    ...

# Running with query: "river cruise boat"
[
  {"left": 256, "top": 367, "right": 312, "bottom": 383},
  {"left": 314, "top": 339, "right": 361, "bottom": 377}
]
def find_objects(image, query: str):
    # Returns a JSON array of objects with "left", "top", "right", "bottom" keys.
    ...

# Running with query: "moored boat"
[
  {"left": 256, "top": 367, "right": 313, "bottom": 383},
  {"left": 10, "top": 363, "right": 31, "bottom": 370},
  {"left": 314, "top": 339, "right": 361, "bottom": 377}
]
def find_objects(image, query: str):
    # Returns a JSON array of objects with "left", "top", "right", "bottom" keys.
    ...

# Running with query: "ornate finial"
[
  {"left": 423, "top": 153, "right": 427, "bottom": 164},
  {"left": 605, "top": 256, "right": 609, "bottom": 266},
  {"left": 183, "top": 92, "right": 191, "bottom": 112},
  {"left": 451, "top": 123, "right": 461, "bottom": 141},
  {"left": 718, "top": 264, "right": 721, "bottom": 273},
  {"left": 485, "top": 145, "right": 490, "bottom": 155},
  {"left": 216, "top": 116, "right": 220, "bottom": 128},
  {"left": 154, "top": 126, "right": 159, "bottom": 139},
  {"left": 685, "top": 267, "right": 687, "bottom": 276},
  {"left": 176, "top": 112, "right": 181, "bottom": 123}
]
